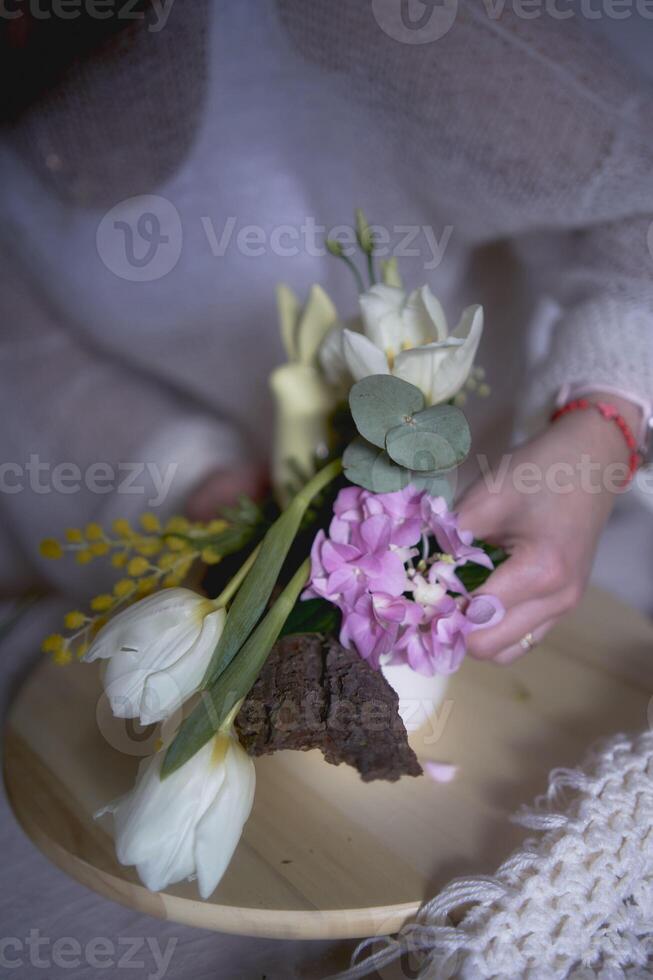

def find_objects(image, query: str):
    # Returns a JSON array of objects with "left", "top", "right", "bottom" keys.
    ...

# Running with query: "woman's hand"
[
  {"left": 457, "top": 393, "right": 641, "bottom": 664},
  {"left": 186, "top": 462, "right": 268, "bottom": 522}
]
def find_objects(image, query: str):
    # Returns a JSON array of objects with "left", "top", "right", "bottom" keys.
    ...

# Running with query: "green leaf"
[
  {"left": 455, "top": 543, "right": 508, "bottom": 593},
  {"left": 343, "top": 436, "right": 410, "bottom": 493},
  {"left": 409, "top": 470, "right": 456, "bottom": 504},
  {"left": 386, "top": 404, "right": 471, "bottom": 472},
  {"left": 416, "top": 404, "right": 471, "bottom": 460},
  {"left": 385, "top": 427, "right": 454, "bottom": 472},
  {"left": 162, "top": 560, "right": 310, "bottom": 778},
  {"left": 349, "top": 375, "right": 424, "bottom": 449},
  {"left": 202, "top": 459, "right": 342, "bottom": 687},
  {"left": 280, "top": 597, "right": 341, "bottom": 638}
]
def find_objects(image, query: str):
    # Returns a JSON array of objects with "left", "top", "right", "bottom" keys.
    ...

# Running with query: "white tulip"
[
  {"left": 84, "top": 588, "right": 225, "bottom": 726},
  {"left": 98, "top": 730, "right": 255, "bottom": 898},
  {"left": 319, "top": 283, "right": 483, "bottom": 405}
]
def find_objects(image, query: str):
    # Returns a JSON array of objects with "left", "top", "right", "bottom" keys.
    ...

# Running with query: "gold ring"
[{"left": 520, "top": 632, "right": 536, "bottom": 652}]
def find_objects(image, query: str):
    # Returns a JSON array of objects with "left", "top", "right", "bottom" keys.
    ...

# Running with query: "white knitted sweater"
[
  {"left": 1, "top": 1, "right": 652, "bottom": 594},
  {"left": 336, "top": 731, "right": 653, "bottom": 980}
]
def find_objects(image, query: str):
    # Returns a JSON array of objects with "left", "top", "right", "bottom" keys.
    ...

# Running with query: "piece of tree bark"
[{"left": 235, "top": 634, "right": 422, "bottom": 782}]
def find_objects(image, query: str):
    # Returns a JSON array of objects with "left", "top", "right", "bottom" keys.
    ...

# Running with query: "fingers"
[
  {"left": 468, "top": 543, "right": 562, "bottom": 615},
  {"left": 465, "top": 540, "right": 580, "bottom": 661},
  {"left": 493, "top": 619, "right": 556, "bottom": 665},
  {"left": 466, "top": 596, "right": 561, "bottom": 661},
  {"left": 456, "top": 490, "right": 504, "bottom": 544}
]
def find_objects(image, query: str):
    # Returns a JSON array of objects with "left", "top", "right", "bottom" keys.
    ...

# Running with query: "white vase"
[{"left": 381, "top": 662, "right": 449, "bottom": 735}]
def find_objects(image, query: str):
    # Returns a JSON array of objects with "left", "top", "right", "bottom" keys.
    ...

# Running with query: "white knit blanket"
[{"left": 334, "top": 732, "right": 653, "bottom": 980}]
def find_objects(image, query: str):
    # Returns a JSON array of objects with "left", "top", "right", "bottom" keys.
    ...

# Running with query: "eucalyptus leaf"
[
  {"left": 202, "top": 459, "right": 341, "bottom": 687},
  {"left": 343, "top": 436, "right": 410, "bottom": 493},
  {"left": 385, "top": 403, "right": 471, "bottom": 472},
  {"left": 415, "top": 404, "right": 471, "bottom": 460},
  {"left": 349, "top": 375, "right": 424, "bottom": 449},
  {"left": 385, "top": 426, "right": 456, "bottom": 472},
  {"left": 163, "top": 560, "right": 310, "bottom": 778},
  {"left": 409, "top": 469, "right": 455, "bottom": 504}
]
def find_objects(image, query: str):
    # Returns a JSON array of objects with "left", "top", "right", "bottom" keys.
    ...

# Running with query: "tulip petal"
[
  {"left": 106, "top": 733, "right": 256, "bottom": 897},
  {"left": 84, "top": 589, "right": 219, "bottom": 726},
  {"left": 110, "top": 741, "right": 226, "bottom": 893},
  {"left": 393, "top": 305, "right": 483, "bottom": 404},
  {"left": 404, "top": 286, "right": 448, "bottom": 345},
  {"left": 194, "top": 740, "right": 256, "bottom": 899},
  {"left": 359, "top": 284, "right": 405, "bottom": 351},
  {"left": 318, "top": 326, "right": 349, "bottom": 386},
  {"left": 342, "top": 329, "right": 390, "bottom": 381},
  {"left": 103, "top": 616, "right": 202, "bottom": 721},
  {"left": 393, "top": 341, "right": 460, "bottom": 404},
  {"left": 141, "top": 608, "right": 226, "bottom": 725},
  {"left": 84, "top": 589, "right": 208, "bottom": 665}
]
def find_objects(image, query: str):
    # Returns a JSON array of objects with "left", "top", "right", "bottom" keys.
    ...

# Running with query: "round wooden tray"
[{"left": 5, "top": 587, "right": 653, "bottom": 940}]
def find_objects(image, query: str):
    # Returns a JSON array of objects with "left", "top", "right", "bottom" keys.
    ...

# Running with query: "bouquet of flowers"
[{"left": 40, "top": 211, "right": 504, "bottom": 900}]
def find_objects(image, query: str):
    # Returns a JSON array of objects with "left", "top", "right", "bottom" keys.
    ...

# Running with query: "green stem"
[
  {"left": 162, "top": 559, "right": 311, "bottom": 778},
  {"left": 201, "top": 458, "right": 342, "bottom": 687},
  {"left": 339, "top": 254, "right": 365, "bottom": 294},
  {"left": 212, "top": 543, "right": 261, "bottom": 609},
  {"left": 293, "top": 457, "right": 342, "bottom": 509},
  {"left": 366, "top": 250, "right": 376, "bottom": 287}
]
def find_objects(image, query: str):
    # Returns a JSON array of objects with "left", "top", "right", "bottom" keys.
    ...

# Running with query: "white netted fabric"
[
  {"left": 1, "top": 1, "right": 653, "bottom": 584},
  {"left": 335, "top": 731, "right": 653, "bottom": 980}
]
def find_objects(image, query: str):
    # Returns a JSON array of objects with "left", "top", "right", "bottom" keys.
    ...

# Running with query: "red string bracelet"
[{"left": 551, "top": 398, "right": 641, "bottom": 486}]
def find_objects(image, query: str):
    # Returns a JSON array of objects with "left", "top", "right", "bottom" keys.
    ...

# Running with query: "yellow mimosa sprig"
[{"left": 40, "top": 512, "right": 230, "bottom": 664}]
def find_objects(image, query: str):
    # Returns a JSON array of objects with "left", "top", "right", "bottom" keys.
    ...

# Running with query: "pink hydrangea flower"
[
  {"left": 304, "top": 485, "right": 505, "bottom": 676},
  {"left": 340, "top": 593, "right": 417, "bottom": 669},
  {"left": 330, "top": 485, "right": 423, "bottom": 550},
  {"left": 421, "top": 494, "right": 494, "bottom": 596},
  {"left": 465, "top": 594, "right": 504, "bottom": 630},
  {"left": 303, "top": 515, "right": 408, "bottom": 608}
]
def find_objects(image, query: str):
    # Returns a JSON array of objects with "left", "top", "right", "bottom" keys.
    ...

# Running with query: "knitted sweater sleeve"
[
  {"left": 279, "top": 0, "right": 653, "bottom": 414},
  {"left": 0, "top": 246, "right": 245, "bottom": 598},
  {"left": 517, "top": 211, "right": 653, "bottom": 424}
]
